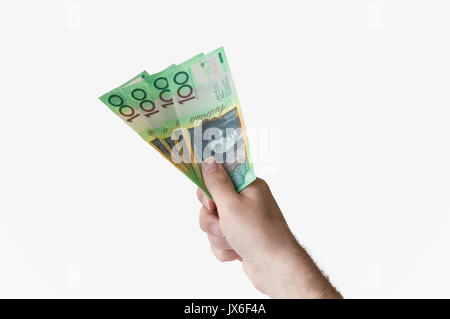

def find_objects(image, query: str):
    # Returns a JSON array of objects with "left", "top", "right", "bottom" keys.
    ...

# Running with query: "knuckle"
[
  {"left": 198, "top": 210, "right": 208, "bottom": 232},
  {"left": 217, "top": 253, "right": 228, "bottom": 262},
  {"left": 209, "top": 235, "right": 231, "bottom": 250},
  {"left": 196, "top": 188, "right": 203, "bottom": 201},
  {"left": 255, "top": 178, "right": 270, "bottom": 191},
  {"left": 199, "top": 220, "right": 206, "bottom": 233},
  {"left": 240, "top": 178, "right": 270, "bottom": 198},
  {"left": 215, "top": 253, "right": 224, "bottom": 262},
  {"left": 211, "top": 246, "right": 227, "bottom": 262},
  {"left": 217, "top": 240, "right": 230, "bottom": 250}
]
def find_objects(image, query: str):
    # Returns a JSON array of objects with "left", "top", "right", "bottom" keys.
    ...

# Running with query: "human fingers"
[
  {"left": 196, "top": 187, "right": 216, "bottom": 211},
  {"left": 199, "top": 206, "right": 223, "bottom": 237},
  {"left": 210, "top": 245, "right": 241, "bottom": 262},
  {"left": 207, "top": 233, "right": 233, "bottom": 250}
]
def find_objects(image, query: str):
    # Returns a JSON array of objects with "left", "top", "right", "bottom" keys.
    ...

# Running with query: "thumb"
[{"left": 202, "top": 157, "right": 238, "bottom": 206}]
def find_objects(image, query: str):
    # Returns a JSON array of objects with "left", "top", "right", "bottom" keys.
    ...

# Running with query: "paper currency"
[
  {"left": 99, "top": 72, "right": 203, "bottom": 188},
  {"left": 141, "top": 62, "right": 205, "bottom": 186},
  {"left": 99, "top": 47, "right": 255, "bottom": 194},
  {"left": 165, "top": 47, "right": 256, "bottom": 191},
  {"left": 119, "top": 70, "right": 202, "bottom": 187}
]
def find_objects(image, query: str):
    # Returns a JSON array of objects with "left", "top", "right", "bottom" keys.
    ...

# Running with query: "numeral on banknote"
[
  {"left": 108, "top": 94, "right": 140, "bottom": 122},
  {"left": 153, "top": 77, "right": 174, "bottom": 108},
  {"left": 99, "top": 48, "right": 256, "bottom": 194},
  {"left": 173, "top": 71, "right": 196, "bottom": 104},
  {"left": 130, "top": 88, "right": 159, "bottom": 118}
]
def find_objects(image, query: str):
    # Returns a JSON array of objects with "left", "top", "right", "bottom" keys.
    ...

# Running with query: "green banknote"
[
  {"left": 154, "top": 54, "right": 211, "bottom": 183},
  {"left": 119, "top": 70, "right": 202, "bottom": 187},
  {"left": 99, "top": 72, "right": 203, "bottom": 188},
  {"left": 99, "top": 47, "right": 255, "bottom": 194},
  {"left": 140, "top": 64, "right": 205, "bottom": 188},
  {"left": 165, "top": 47, "right": 256, "bottom": 192}
]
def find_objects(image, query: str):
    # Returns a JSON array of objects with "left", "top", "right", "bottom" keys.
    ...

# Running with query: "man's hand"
[{"left": 197, "top": 157, "right": 342, "bottom": 299}]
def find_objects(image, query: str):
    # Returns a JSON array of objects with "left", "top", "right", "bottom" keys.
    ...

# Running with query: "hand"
[{"left": 197, "top": 157, "right": 341, "bottom": 299}]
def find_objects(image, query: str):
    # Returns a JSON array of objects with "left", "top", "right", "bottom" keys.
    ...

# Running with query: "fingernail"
[
  {"left": 203, "top": 157, "right": 218, "bottom": 173},
  {"left": 210, "top": 223, "right": 223, "bottom": 237}
]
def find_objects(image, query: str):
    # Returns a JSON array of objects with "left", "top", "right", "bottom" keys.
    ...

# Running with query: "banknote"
[
  {"left": 118, "top": 70, "right": 202, "bottom": 186},
  {"left": 98, "top": 72, "right": 202, "bottom": 187},
  {"left": 99, "top": 47, "right": 255, "bottom": 193},
  {"left": 154, "top": 55, "right": 209, "bottom": 185},
  {"left": 165, "top": 47, "right": 256, "bottom": 192},
  {"left": 157, "top": 66, "right": 200, "bottom": 178},
  {"left": 139, "top": 65, "right": 205, "bottom": 188}
]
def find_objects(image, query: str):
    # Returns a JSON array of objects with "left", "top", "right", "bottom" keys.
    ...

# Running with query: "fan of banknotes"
[{"left": 99, "top": 47, "right": 255, "bottom": 196}]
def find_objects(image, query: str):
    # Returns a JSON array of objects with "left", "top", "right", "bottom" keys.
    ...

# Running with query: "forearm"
[
  {"left": 261, "top": 242, "right": 342, "bottom": 299},
  {"left": 197, "top": 165, "right": 341, "bottom": 298}
]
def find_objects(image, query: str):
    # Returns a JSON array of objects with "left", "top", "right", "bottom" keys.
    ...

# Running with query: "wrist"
[{"left": 261, "top": 240, "right": 341, "bottom": 298}]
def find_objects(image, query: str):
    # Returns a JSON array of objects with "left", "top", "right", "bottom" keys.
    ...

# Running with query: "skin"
[{"left": 197, "top": 157, "right": 342, "bottom": 299}]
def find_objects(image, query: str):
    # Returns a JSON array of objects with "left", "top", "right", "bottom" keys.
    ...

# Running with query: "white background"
[{"left": 1, "top": 0, "right": 449, "bottom": 298}]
